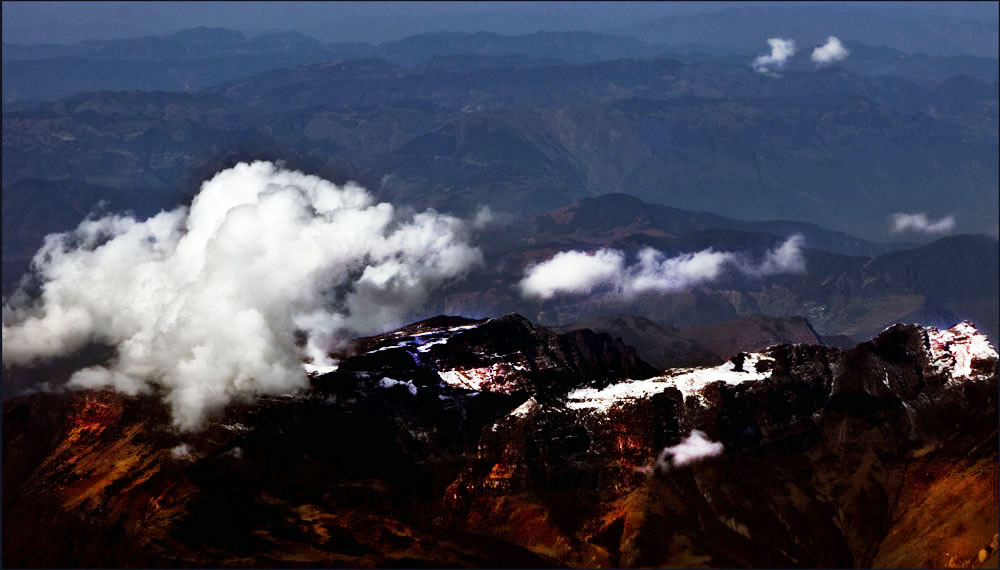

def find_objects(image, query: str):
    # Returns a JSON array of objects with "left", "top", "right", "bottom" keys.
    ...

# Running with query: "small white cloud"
[
  {"left": 753, "top": 38, "right": 796, "bottom": 74},
  {"left": 656, "top": 430, "right": 724, "bottom": 470},
  {"left": 519, "top": 249, "right": 625, "bottom": 300},
  {"left": 471, "top": 205, "right": 495, "bottom": 231},
  {"left": 890, "top": 212, "right": 956, "bottom": 234},
  {"left": 170, "top": 443, "right": 193, "bottom": 459},
  {"left": 811, "top": 36, "right": 850, "bottom": 65}
]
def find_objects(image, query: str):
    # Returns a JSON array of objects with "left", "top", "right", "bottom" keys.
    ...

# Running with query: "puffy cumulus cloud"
[
  {"left": 753, "top": 38, "right": 796, "bottom": 74},
  {"left": 519, "top": 235, "right": 806, "bottom": 300},
  {"left": 656, "top": 430, "right": 724, "bottom": 470},
  {"left": 1, "top": 161, "right": 482, "bottom": 430},
  {"left": 811, "top": 36, "right": 850, "bottom": 65},
  {"left": 518, "top": 249, "right": 625, "bottom": 300},
  {"left": 890, "top": 212, "right": 956, "bottom": 234}
]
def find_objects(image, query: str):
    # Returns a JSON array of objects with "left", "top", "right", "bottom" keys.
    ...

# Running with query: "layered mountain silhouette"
[
  {"left": 5, "top": 27, "right": 997, "bottom": 103},
  {"left": 4, "top": 30, "right": 997, "bottom": 242}
]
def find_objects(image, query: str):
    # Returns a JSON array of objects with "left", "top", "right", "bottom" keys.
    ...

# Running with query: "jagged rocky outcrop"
[{"left": 3, "top": 316, "right": 997, "bottom": 568}]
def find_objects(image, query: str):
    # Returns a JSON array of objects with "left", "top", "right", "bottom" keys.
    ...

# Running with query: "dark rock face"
[{"left": 3, "top": 317, "right": 997, "bottom": 568}]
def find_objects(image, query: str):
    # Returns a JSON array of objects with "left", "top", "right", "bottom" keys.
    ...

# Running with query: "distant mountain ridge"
[
  {"left": 524, "top": 193, "right": 915, "bottom": 258},
  {"left": 6, "top": 58, "right": 995, "bottom": 241},
  {"left": 4, "top": 26, "right": 997, "bottom": 104},
  {"left": 552, "top": 314, "right": 829, "bottom": 369},
  {"left": 615, "top": 4, "right": 999, "bottom": 58},
  {"left": 439, "top": 194, "right": 999, "bottom": 344}
]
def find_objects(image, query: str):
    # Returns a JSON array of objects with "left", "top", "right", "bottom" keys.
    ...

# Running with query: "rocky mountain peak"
[{"left": 924, "top": 320, "right": 998, "bottom": 381}]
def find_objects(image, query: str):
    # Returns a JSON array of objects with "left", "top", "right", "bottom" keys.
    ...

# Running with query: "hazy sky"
[{"left": 3, "top": 1, "right": 997, "bottom": 46}]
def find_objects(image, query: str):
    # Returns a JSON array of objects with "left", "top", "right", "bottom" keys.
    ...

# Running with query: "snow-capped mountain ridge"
[
  {"left": 337, "top": 316, "right": 997, "bottom": 414},
  {"left": 567, "top": 321, "right": 997, "bottom": 415}
]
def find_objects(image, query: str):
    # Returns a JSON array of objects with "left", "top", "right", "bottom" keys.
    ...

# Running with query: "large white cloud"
[
  {"left": 1, "top": 161, "right": 482, "bottom": 430},
  {"left": 753, "top": 38, "right": 796, "bottom": 74},
  {"left": 811, "top": 36, "right": 850, "bottom": 65},
  {"left": 889, "top": 212, "right": 955, "bottom": 234},
  {"left": 519, "top": 235, "right": 806, "bottom": 300}
]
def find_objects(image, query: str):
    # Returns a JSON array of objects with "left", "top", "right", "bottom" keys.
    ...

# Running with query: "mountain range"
[
  {"left": 4, "top": 25, "right": 998, "bottom": 104},
  {"left": 4, "top": 315, "right": 997, "bottom": 567},
  {"left": 3, "top": 18, "right": 998, "bottom": 569},
  {"left": 3, "top": 30, "right": 996, "bottom": 261}
]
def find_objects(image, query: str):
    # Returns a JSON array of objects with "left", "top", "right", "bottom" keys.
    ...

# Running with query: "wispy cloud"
[
  {"left": 753, "top": 38, "right": 796, "bottom": 75},
  {"left": 890, "top": 212, "right": 955, "bottom": 234},
  {"left": 519, "top": 235, "right": 806, "bottom": 300}
]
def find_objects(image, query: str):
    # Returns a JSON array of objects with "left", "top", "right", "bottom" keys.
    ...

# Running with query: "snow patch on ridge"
[
  {"left": 437, "top": 360, "right": 528, "bottom": 393},
  {"left": 926, "top": 321, "right": 997, "bottom": 381},
  {"left": 659, "top": 352, "right": 774, "bottom": 400},
  {"left": 566, "top": 352, "right": 775, "bottom": 412}
]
